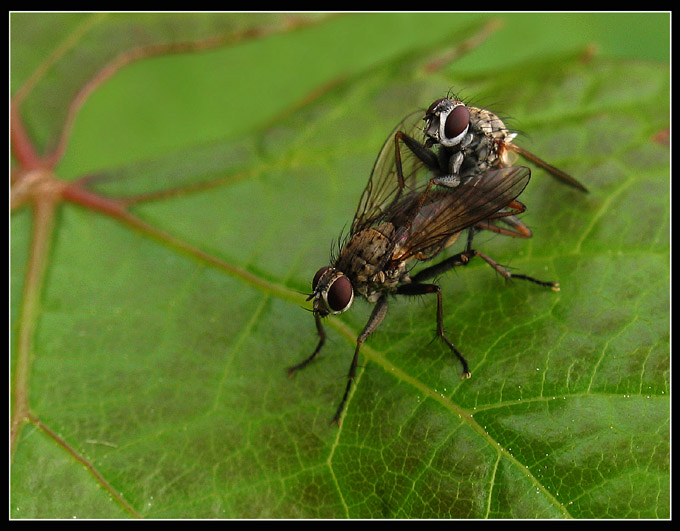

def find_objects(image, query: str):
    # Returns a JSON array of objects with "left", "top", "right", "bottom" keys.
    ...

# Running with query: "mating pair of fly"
[{"left": 288, "top": 94, "right": 587, "bottom": 425}]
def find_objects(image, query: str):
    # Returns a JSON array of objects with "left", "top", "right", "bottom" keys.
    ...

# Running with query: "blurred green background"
[{"left": 44, "top": 12, "right": 669, "bottom": 179}]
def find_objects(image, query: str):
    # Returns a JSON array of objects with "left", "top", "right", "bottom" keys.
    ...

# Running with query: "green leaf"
[{"left": 11, "top": 13, "right": 669, "bottom": 519}]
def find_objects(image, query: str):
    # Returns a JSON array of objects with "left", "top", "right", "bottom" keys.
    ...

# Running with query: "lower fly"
[{"left": 288, "top": 167, "right": 556, "bottom": 426}]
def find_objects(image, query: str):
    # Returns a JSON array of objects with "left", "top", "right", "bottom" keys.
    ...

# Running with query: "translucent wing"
[
  {"left": 351, "top": 110, "right": 430, "bottom": 233},
  {"left": 392, "top": 166, "right": 531, "bottom": 262}
]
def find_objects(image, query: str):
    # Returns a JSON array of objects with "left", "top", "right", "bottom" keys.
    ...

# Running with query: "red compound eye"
[
  {"left": 312, "top": 266, "right": 331, "bottom": 290},
  {"left": 327, "top": 275, "right": 352, "bottom": 312},
  {"left": 444, "top": 105, "right": 470, "bottom": 139},
  {"left": 426, "top": 97, "right": 447, "bottom": 116}
]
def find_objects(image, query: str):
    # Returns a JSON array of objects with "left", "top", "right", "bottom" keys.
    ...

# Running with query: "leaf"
[{"left": 11, "top": 13, "right": 669, "bottom": 519}]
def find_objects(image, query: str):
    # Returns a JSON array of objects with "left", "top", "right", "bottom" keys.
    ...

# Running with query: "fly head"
[
  {"left": 309, "top": 266, "right": 354, "bottom": 317},
  {"left": 424, "top": 98, "right": 470, "bottom": 149}
]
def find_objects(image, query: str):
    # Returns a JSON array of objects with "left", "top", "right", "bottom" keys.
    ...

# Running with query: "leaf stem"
[{"left": 11, "top": 189, "right": 60, "bottom": 451}]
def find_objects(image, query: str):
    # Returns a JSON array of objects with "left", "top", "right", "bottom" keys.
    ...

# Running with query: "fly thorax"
[
  {"left": 338, "top": 224, "right": 395, "bottom": 284},
  {"left": 362, "top": 261, "right": 406, "bottom": 301},
  {"left": 470, "top": 107, "right": 509, "bottom": 139},
  {"left": 464, "top": 106, "right": 512, "bottom": 171},
  {"left": 337, "top": 223, "right": 407, "bottom": 301},
  {"left": 369, "top": 261, "right": 405, "bottom": 287}
]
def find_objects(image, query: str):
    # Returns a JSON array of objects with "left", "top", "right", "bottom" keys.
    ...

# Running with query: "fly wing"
[
  {"left": 351, "top": 109, "right": 430, "bottom": 233},
  {"left": 393, "top": 166, "right": 531, "bottom": 262}
]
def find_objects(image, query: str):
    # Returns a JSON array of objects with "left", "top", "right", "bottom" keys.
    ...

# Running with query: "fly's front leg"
[
  {"left": 331, "top": 294, "right": 389, "bottom": 426},
  {"left": 394, "top": 131, "right": 439, "bottom": 189},
  {"left": 386, "top": 131, "right": 441, "bottom": 247},
  {"left": 431, "top": 131, "right": 477, "bottom": 189},
  {"left": 287, "top": 312, "right": 326, "bottom": 376},
  {"left": 396, "top": 283, "right": 471, "bottom": 378},
  {"left": 430, "top": 150, "right": 465, "bottom": 188},
  {"left": 394, "top": 131, "right": 454, "bottom": 215}
]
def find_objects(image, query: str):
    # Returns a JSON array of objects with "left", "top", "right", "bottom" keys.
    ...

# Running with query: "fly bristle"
[{"left": 330, "top": 223, "right": 351, "bottom": 265}]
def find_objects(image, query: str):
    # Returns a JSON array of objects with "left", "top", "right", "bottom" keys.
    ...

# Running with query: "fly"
[
  {"left": 288, "top": 94, "right": 584, "bottom": 425},
  {"left": 390, "top": 95, "right": 587, "bottom": 244},
  {"left": 286, "top": 167, "right": 529, "bottom": 424},
  {"left": 416, "top": 95, "right": 587, "bottom": 192}
]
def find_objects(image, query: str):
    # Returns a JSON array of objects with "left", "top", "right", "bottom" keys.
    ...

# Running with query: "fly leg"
[
  {"left": 474, "top": 214, "right": 533, "bottom": 239},
  {"left": 375, "top": 131, "right": 444, "bottom": 271},
  {"left": 394, "top": 130, "right": 439, "bottom": 188},
  {"left": 331, "top": 294, "right": 389, "bottom": 426},
  {"left": 396, "top": 128, "right": 468, "bottom": 189},
  {"left": 409, "top": 249, "right": 475, "bottom": 283},
  {"left": 389, "top": 130, "right": 441, "bottom": 212},
  {"left": 287, "top": 312, "right": 326, "bottom": 376},
  {"left": 370, "top": 131, "right": 438, "bottom": 244},
  {"left": 430, "top": 149, "right": 465, "bottom": 188},
  {"left": 463, "top": 226, "right": 559, "bottom": 290},
  {"left": 410, "top": 228, "right": 559, "bottom": 290},
  {"left": 474, "top": 201, "right": 533, "bottom": 239},
  {"left": 506, "top": 142, "right": 588, "bottom": 192},
  {"left": 472, "top": 249, "right": 560, "bottom": 290},
  {"left": 396, "top": 282, "right": 471, "bottom": 378}
]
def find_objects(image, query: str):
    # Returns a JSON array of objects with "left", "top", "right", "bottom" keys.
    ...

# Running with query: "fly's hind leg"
[
  {"left": 472, "top": 249, "right": 560, "bottom": 291},
  {"left": 474, "top": 209, "right": 533, "bottom": 239},
  {"left": 396, "top": 282, "right": 471, "bottom": 379},
  {"left": 410, "top": 229, "right": 559, "bottom": 291},
  {"left": 409, "top": 249, "right": 475, "bottom": 283},
  {"left": 464, "top": 227, "right": 560, "bottom": 290}
]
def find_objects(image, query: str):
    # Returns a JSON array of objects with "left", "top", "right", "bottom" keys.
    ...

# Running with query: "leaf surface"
[{"left": 11, "top": 13, "right": 669, "bottom": 519}]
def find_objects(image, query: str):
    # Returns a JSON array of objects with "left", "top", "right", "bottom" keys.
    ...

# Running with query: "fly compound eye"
[
  {"left": 426, "top": 97, "right": 447, "bottom": 116},
  {"left": 444, "top": 105, "right": 470, "bottom": 141},
  {"left": 312, "top": 266, "right": 331, "bottom": 290},
  {"left": 326, "top": 275, "right": 353, "bottom": 313}
]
